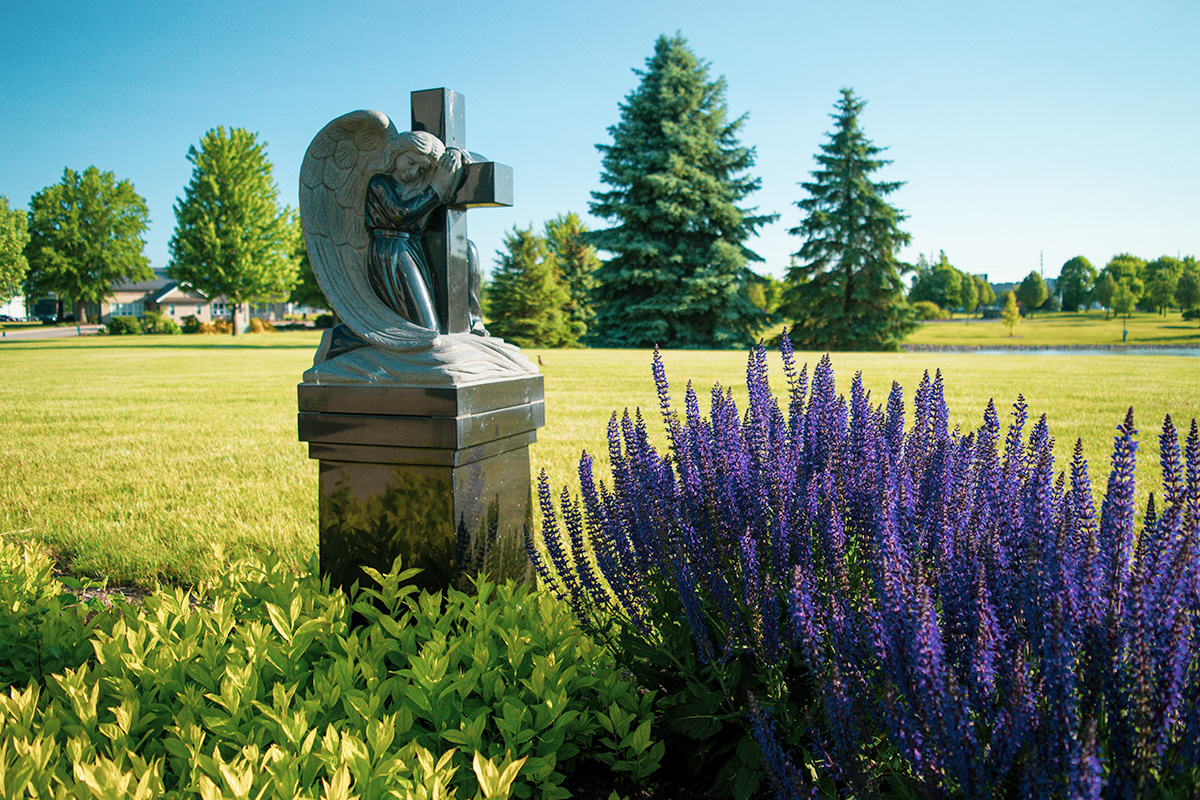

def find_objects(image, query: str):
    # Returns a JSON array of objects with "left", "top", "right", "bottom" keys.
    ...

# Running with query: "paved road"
[{"left": 0, "top": 324, "right": 103, "bottom": 341}]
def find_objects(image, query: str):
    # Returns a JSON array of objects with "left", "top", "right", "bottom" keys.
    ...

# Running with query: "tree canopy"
[
  {"left": 0, "top": 195, "right": 30, "bottom": 305},
  {"left": 168, "top": 127, "right": 296, "bottom": 335},
  {"left": 1001, "top": 290, "right": 1020, "bottom": 337},
  {"left": 587, "top": 33, "right": 775, "bottom": 349},
  {"left": 1142, "top": 256, "right": 1183, "bottom": 315},
  {"left": 1057, "top": 256, "right": 1095, "bottom": 312},
  {"left": 779, "top": 88, "right": 915, "bottom": 351},
  {"left": 1016, "top": 271, "right": 1049, "bottom": 316},
  {"left": 24, "top": 167, "right": 151, "bottom": 322}
]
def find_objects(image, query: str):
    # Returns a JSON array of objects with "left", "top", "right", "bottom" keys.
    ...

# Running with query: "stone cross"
[{"left": 410, "top": 88, "right": 513, "bottom": 335}]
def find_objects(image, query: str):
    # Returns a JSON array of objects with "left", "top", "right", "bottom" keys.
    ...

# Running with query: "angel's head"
[{"left": 393, "top": 131, "right": 444, "bottom": 185}]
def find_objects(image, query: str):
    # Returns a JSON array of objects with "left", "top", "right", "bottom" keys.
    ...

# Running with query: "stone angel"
[
  {"left": 299, "top": 111, "right": 484, "bottom": 351},
  {"left": 299, "top": 110, "right": 531, "bottom": 386}
]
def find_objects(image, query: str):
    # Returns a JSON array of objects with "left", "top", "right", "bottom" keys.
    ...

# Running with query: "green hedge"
[{"left": 0, "top": 540, "right": 662, "bottom": 799}]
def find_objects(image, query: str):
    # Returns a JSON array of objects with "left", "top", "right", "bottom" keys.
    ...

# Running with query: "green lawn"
[
  {"left": 905, "top": 309, "right": 1200, "bottom": 347},
  {"left": 3, "top": 330, "right": 1199, "bottom": 586}
]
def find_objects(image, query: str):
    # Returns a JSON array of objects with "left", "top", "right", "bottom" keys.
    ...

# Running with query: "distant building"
[{"left": 79, "top": 269, "right": 292, "bottom": 329}]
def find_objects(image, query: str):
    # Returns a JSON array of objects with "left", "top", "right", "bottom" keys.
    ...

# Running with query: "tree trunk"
[{"left": 231, "top": 302, "right": 239, "bottom": 336}]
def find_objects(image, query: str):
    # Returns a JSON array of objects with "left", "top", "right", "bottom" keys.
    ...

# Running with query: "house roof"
[
  {"left": 110, "top": 268, "right": 209, "bottom": 303},
  {"left": 110, "top": 268, "right": 174, "bottom": 293}
]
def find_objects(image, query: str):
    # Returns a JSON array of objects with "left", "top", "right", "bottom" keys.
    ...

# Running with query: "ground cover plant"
[
  {"left": 3, "top": 333, "right": 1200, "bottom": 585},
  {"left": 0, "top": 541, "right": 661, "bottom": 799},
  {"left": 533, "top": 336, "right": 1200, "bottom": 798}
]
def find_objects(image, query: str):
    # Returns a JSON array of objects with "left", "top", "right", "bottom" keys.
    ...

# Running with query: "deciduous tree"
[
  {"left": 1057, "top": 255, "right": 1096, "bottom": 312},
  {"left": 24, "top": 167, "right": 151, "bottom": 322},
  {"left": 0, "top": 195, "right": 30, "bottom": 305},
  {"left": 486, "top": 225, "right": 575, "bottom": 348},
  {"left": 1016, "top": 271, "right": 1049, "bottom": 317},
  {"left": 973, "top": 274, "right": 996, "bottom": 308},
  {"left": 587, "top": 33, "right": 775, "bottom": 349},
  {"left": 1142, "top": 255, "right": 1183, "bottom": 315},
  {"left": 286, "top": 211, "right": 327, "bottom": 311},
  {"left": 780, "top": 88, "right": 915, "bottom": 350},
  {"left": 1176, "top": 260, "right": 1200, "bottom": 312},
  {"left": 1001, "top": 290, "right": 1020, "bottom": 337},
  {"left": 168, "top": 127, "right": 296, "bottom": 336},
  {"left": 1093, "top": 272, "right": 1118, "bottom": 319}
]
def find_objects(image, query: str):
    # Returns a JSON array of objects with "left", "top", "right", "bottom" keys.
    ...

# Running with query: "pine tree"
[
  {"left": 169, "top": 127, "right": 296, "bottom": 336},
  {"left": 781, "top": 89, "right": 915, "bottom": 351},
  {"left": 544, "top": 213, "right": 598, "bottom": 342},
  {"left": 587, "top": 33, "right": 776, "bottom": 349},
  {"left": 486, "top": 226, "right": 574, "bottom": 348}
]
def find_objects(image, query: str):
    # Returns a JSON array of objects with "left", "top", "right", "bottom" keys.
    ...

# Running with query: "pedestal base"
[{"left": 298, "top": 376, "right": 543, "bottom": 593}]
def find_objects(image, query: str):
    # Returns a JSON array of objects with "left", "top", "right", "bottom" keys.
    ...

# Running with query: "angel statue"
[{"left": 299, "top": 110, "right": 533, "bottom": 386}]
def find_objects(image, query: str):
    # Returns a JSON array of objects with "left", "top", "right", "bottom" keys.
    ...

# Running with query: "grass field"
[
  {"left": 3, "top": 329, "right": 1199, "bottom": 586},
  {"left": 905, "top": 309, "right": 1200, "bottom": 347}
]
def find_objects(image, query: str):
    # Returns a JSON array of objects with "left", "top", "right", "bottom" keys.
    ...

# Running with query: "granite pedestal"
[{"left": 298, "top": 375, "right": 543, "bottom": 593}]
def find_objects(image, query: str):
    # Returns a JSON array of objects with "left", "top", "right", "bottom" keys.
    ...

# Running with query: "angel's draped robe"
[{"left": 364, "top": 175, "right": 441, "bottom": 329}]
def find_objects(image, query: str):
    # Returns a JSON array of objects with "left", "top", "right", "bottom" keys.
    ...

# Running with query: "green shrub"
[
  {"left": 249, "top": 317, "right": 275, "bottom": 333},
  {"left": 180, "top": 314, "right": 203, "bottom": 333},
  {"left": 0, "top": 539, "right": 662, "bottom": 799},
  {"left": 212, "top": 318, "right": 232, "bottom": 334},
  {"left": 1182, "top": 307, "right": 1200, "bottom": 323},
  {"left": 910, "top": 300, "right": 948, "bottom": 320},
  {"left": 315, "top": 313, "right": 336, "bottom": 329},
  {"left": 142, "top": 311, "right": 182, "bottom": 335},
  {"left": 106, "top": 316, "right": 143, "bottom": 335}
]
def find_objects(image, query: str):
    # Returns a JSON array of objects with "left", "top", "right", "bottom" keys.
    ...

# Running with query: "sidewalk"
[{"left": 0, "top": 324, "right": 103, "bottom": 341}]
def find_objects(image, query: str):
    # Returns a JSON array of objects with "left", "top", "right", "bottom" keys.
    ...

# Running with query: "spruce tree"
[
  {"left": 587, "top": 33, "right": 775, "bottom": 349},
  {"left": 544, "top": 213, "right": 599, "bottom": 341},
  {"left": 486, "top": 226, "right": 574, "bottom": 348},
  {"left": 781, "top": 88, "right": 915, "bottom": 351}
]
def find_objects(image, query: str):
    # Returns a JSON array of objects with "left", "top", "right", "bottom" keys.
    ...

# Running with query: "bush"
[
  {"left": 315, "top": 313, "right": 336, "bottom": 329},
  {"left": 911, "top": 300, "right": 949, "bottom": 320},
  {"left": 0, "top": 541, "right": 662, "bottom": 800},
  {"left": 249, "top": 317, "right": 275, "bottom": 333},
  {"left": 142, "top": 310, "right": 181, "bottom": 335},
  {"left": 1182, "top": 307, "right": 1200, "bottom": 323},
  {"left": 533, "top": 334, "right": 1200, "bottom": 799},
  {"left": 180, "top": 314, "right": 203, "bottom": 333},
  {"left": 212, "top": 318, "right": 232, "bottom": 334},
  {"left": 106, "top": 316, "right": 142, "bottom": 335}
]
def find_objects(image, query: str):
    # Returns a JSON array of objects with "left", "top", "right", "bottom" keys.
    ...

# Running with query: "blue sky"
[{"left": 2, "top": 0, "right": 1196, "bottom": 285}]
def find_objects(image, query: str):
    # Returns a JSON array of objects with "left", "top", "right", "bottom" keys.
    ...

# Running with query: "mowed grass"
[
  {"left": 906, "top": 309, "right": 1200, "bottom": 347},
  {"left": 3, "top": 332, "right": 1200, "bottom": 586}
]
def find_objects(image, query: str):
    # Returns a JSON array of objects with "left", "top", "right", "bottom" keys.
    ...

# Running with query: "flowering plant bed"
[{"left": 532, "top": 335, "right": 1200, "bottom": 799}]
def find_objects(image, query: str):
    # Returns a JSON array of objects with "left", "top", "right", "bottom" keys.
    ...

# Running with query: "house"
[{"left": 85, "top": 269, "right": 293, "bottom": 330}]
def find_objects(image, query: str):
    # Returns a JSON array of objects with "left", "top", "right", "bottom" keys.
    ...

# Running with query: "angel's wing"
[{"left": 298, "top": 110, "right": 439, "bottom": 350}]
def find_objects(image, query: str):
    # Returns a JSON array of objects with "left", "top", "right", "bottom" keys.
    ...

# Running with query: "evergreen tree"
[
  {"left": 1176, "top": 260, "right": 1200, "bottom": 312},
  {"left": 25, "top": 167, "right": 151, "bottom": 322},
  {"left": 1016, "top": 271, "right": 1049, "bottom": 316},
  {"left": 587, "top": 33, "right": 775, "bottom": 349},
  {"left": 0, "top": 195, "right": 30, "bottom": 305},
  {"left": 544, "top": 213, "right": 598, "bottom": 341},
  {"left": 780, "top": 88, "right": 915, "bottom": 351},
  {"left": 168, "top": 127, "right": 296, "bottom": 336},
  {"left": 486, "top": 225, "right": 574, "bottom": 348}
]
